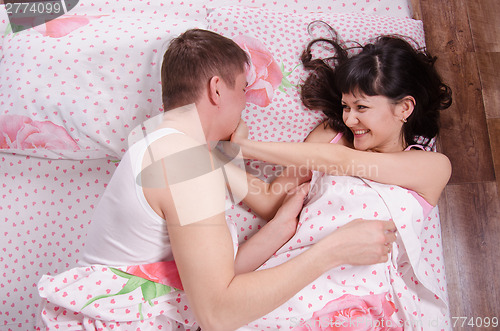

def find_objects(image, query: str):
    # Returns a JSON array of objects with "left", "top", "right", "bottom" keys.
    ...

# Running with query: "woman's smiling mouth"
[{"left": 353, "top": 129, "right": 371, "bottom": 136}]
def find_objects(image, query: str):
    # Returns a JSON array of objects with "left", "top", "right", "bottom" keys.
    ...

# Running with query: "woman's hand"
[
  {"left": 269, "top": 181, "right": 311, "bottom": 240},
  {"left": 234, "top": 181, "right": 311, "bottom": 274},
  {"left": 320, "top": 219, "right": 397, "bottom": 266},
  {"left": 231, "top": 119, "right": 249, "bottom": 146}
]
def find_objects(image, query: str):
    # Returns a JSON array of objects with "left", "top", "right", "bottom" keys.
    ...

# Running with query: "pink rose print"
[
  {"left": 82, "top": 263, "right": 181, "bottom": 317},
  {"left": 126, "top": 261, "right": 183, "bottom": 291},
  {"left": 234, "top": 35, "right": 283, "bottom": 107},
  {"left": 0, "top": 114, "right": 79, "bottom": 150},
  {"left": 34, "top": 15, "right": 105, "bottom": 38},
  {"left": 293, "top": 293, "right": 402, "bottom": 330}
]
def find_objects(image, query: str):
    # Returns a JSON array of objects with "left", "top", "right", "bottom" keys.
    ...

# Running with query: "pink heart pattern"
[
  {"left": 0, "top": 15, "right": 201, "bottom": 160},
  {"left": 1, "top": 153, "right": 119, "bottom": 329},
  {"left": 1, "top": 1, "right": 423, "bottom": 329}
]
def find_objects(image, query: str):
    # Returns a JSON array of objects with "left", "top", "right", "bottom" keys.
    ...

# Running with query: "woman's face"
[{"left": 341, "top": 92, "right": 406, "bottom": 153}]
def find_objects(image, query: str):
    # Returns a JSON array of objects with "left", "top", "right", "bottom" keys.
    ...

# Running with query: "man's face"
[{"left": 219, "top": 71, "right": 248, "bottom": 140}]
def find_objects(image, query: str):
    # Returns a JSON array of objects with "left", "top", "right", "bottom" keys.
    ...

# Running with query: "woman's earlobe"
[{"left": 399, "top": 96, "right": 415, "bottom": 121}]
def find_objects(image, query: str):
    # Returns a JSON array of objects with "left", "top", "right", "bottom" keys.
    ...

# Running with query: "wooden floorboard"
[
  {"left": 469, "top": 0, "right": 500, "bottom": 195},
  {"left": 440, "top": 182, "right": 500, "bottom": 319},
  {"left": 416, "top": 0, "right": 500, "bottom": 329},
  {"left": 477, "top": 52, "right": 500, "bottom": 119},
  {"left": 487, "top": 118, "right": 500, "bottom": 191},
  {"left": 419, "top": 0, "right": 473, "bottom": 53},
  {"left": 436, "top": 51, "right": 495, "bottom": 184},
  {"left": 466, "top": 0, "right": 500, "bottom": 52}
]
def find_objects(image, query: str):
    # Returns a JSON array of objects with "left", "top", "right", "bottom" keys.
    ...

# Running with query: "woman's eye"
[
  {"left": 341, "top": 104, "right": 350, "bottom": 111},
  {"left": 357, "top": 105, "right": 367, "bottom": 110}
]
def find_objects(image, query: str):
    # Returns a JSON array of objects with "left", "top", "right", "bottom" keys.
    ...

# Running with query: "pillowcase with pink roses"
[
  {"left": 207, "top": 6, "right": 426, "bottom": 145},
  {"left": 0, "top": 14, "right": 201, "bottom": 159}
]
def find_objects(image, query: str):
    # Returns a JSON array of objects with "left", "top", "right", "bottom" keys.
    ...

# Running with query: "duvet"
[{"left": 38, "top": 173, "right": 450, "bottom": 330}]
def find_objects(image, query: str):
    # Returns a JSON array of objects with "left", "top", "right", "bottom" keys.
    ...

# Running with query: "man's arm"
[{"left": 144, "top": 134, "right": 396, "bottom": 331}]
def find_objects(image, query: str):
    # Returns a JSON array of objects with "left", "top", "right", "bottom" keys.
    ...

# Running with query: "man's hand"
[
  {"left": 320, "top": 219, "right": 397, "bottom": 266},
  {"left": 230, "top": 119, "right": 249, "bottom": 146}
]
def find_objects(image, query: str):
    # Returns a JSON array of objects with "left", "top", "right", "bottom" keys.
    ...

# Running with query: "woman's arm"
[
  {"left": 212, "top": 120, "right": 337, "bottom": 221},
  {"left": 232, "top": 121, "right": 451, "bottom": 206},
  {"left": 227, "top": 123, "right": 342, "bottom": 274},
  {"left": 212, "top": 141, "right": 311, "bottom": 220},
  {"left": 234, "top": 182, "right": 310, "bottom": 274}
]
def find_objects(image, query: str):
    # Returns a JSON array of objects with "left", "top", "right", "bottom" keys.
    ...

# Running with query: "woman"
[
  {"left": 231, "top": 28, "right": 453, "bottom": 329},
  {"left": 234, "top": 29, "right": 452, "bottom": 214}
]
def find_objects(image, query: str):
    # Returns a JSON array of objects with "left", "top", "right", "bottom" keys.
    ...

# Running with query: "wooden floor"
[{"left": 412, "top": 0, "right": 500, "bottom": 329}]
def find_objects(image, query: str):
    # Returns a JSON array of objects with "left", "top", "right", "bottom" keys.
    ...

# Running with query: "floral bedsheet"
[
  {"left": 243, "top": 174, "right": 450, "bottom": 330},
  {"left": 37, "top": 174, "right": 450, "bottom": 330},
  {"left": 37, "top": 261, "right": 197, "bottom": 330}
]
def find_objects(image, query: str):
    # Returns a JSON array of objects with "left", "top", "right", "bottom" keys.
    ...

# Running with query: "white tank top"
[{"left": 81, "top": 128, "right": 182, "bottom": 266}]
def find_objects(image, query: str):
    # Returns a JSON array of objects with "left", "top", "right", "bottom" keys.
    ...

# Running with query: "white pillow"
[
  {"left": 207, "top": 6, "right": 425, "bottom": 144},
  {"left": 71, "top": 0, "right": 412, "bottom": 19},
  {"left": 0, "top": 14, "right": 201, "bottom": 159},
  {"left": 0, "top": 7, "right": 8, "bottom": 56}
]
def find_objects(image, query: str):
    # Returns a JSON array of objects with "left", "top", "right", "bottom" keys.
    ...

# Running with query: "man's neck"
[{"left": 159, "top": 103, "right": 209, "bottom": 145}]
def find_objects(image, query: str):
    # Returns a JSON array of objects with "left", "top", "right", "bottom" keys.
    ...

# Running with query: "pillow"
[
  {"left": 0, "top": 14, "right": 201, "bottom": 159},
  {"left": 206, "top": 6, "right": 426, "bottom": 240},
  {"left": 71, "top": 0, "right": 412, "bottom": 20},
  {"left": 0, "top": 6, "right": 8, "bottom": 55},
  {"left": 68, "top": 0, "right": 209, "bottom": 22},
  {"left": 207, "top": 6, "right": 425, "bottom": 144}
]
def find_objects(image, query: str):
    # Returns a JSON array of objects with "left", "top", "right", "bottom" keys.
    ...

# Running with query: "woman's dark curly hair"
[{"left": 300, "top": 22, "right": 452, "bottom": 148}]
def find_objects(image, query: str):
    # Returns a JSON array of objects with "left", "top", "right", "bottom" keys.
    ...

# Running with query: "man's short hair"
[{"left": 161, "top": 29, "right": 249, "bottom": 111}]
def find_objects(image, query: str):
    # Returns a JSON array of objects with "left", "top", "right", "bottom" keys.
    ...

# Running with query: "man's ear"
[
  {"left": 208, "top": 76, "right": 221, "bottom": 105},
  {"left": 398, "top": 96, "right": 416, "bottom": 121}
]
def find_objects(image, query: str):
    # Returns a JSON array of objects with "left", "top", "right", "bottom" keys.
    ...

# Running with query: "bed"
[{"left": 0, "top": 0, "right": 449, "bottom": 330}]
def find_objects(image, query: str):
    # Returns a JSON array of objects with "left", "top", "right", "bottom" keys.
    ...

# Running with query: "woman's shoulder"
[
  {"left": 305, "top": 121, "right": 338, "bottom": 143},
  {"left": 305, "top": 121, "right": 351, "bottom": 147}
]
